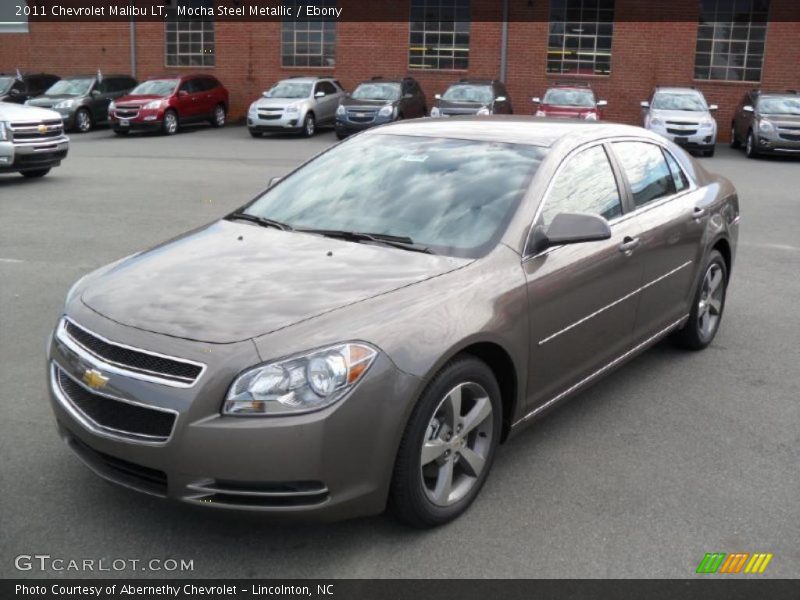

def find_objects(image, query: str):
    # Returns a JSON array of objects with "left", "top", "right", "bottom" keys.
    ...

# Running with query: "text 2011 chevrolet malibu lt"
[{"left": 48, "top": 117, "right": 739, "bottom": 527}]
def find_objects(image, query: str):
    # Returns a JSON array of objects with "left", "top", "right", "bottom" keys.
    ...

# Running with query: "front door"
[{"left": 522, "top": 144, "right": 644, "bottom": 419}]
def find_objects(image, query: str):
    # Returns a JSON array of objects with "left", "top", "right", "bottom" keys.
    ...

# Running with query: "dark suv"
[
  {"left": 335, "top": 76, "right": 427, "bottom": 139},
  {"left": 430, "top": 79, "right": 512, "bottom": 117},
  {"left": 26, "top": 74, "right": 137, "bottom": 133},
  {"left": 0, "top": 72, "right": 59, "bottom": 104},
  {"left": 731, "top": 90, "right": 800, "bottom": 158}
]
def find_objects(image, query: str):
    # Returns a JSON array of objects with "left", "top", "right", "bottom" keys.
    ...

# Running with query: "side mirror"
[
  {"left": 640, "top": 101, "right": 650, "bottom": 108},
  {"left": 743, "top": 105, "right": 754, "bottom": 113},
  {"left": 434, "top": 93, "right": 442, "bottom": 100},
  {"left": 261, "top": 91, "right": 270, "bottom": 98},
  {"left": 527, "top": 213, "right": 611, "bottom": 254},
  {"left": 8, "top": 88, "right": 20, "bottom": 96},
  {"left": 91, "top": 90, "right": 101, "bottom": 97},
  {"left": 495, "top": 96, "right": 507, "bottom": 103},
  {"left": 268, "top": 176, "right": 282, "bottom": 188},
  {"left": 531, "top": 97, "right": 541, "bottom": 104},
  {"left": 315, "top": 90, "right": 325, "bottom": 98},
  {"left": 597, "top": 99, "right": 608, "bottom": 107},
  {"left": 709, "top": 104, "right": 718, "bottom": 111},
  {"left": 403, "top": 93, "right": 413, "bottom": 99},
  {"left": 178, "top": 90, "right": 189, "bottom": 97}
]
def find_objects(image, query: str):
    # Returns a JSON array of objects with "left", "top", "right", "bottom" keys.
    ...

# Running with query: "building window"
[
  {"left": 409, "top": 0, "right": 471, "bottom": 70},
  {"left": 694, "top": 0, "right": 770, "bottom": 82},
  {"left": 547, "top": 0, "right": 614, "bottom": 76},
  {"left": 165, "top": 0, "right": 215, "bottom": 67},
  {"left": 0, "top": 1, "right": 28, "bottom": 32},
  {"left": 282, "top": 0, "right": 337, "bottom": 67}
]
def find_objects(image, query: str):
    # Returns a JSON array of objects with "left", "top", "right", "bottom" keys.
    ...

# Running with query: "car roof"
[
  {"left": 367, "top": 116, "right": 657, "bottom": 148},
  {"left": 453, "top": 79, "right": 496, "bottom": 85},
  {"left": 279, "top": 76, "right": 333, "bottom": 83},
  {"left": 654, "top": 86, "right": 703, "bottom": 95},
  {"left": 66, "top": 74, "right": 132, "bottom": 80}
]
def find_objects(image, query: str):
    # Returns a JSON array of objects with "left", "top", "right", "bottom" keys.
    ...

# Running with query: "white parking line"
[{"left": 0, "top": 258, "right": 25, "bottom": 263}]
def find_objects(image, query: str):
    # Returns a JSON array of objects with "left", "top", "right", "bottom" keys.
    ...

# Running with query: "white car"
[
  {"left": 641, "top": 87, "right": 718, "bottom": 157},
  {"left": 0, "top": 103, "right": 69, "bottom": 178}
]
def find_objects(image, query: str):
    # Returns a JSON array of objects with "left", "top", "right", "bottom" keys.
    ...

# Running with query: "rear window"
[{"left": 612, "top": 142, "right": 675, "bottom": 208}]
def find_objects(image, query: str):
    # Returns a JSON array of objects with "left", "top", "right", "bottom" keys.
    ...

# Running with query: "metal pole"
[
  {"left": 129, "top": 1, "right": 137, "bottom": 78},
  {"left": 500, "top": 0, "right": 509, "bottom": 82}
]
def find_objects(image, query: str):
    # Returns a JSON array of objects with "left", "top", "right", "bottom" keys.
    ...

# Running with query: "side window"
[
  {"left": 612, "top": 142, "right": 675, "bottom": 208},
  {"left": 333, "top": 80, "right": 344, "bottom": 91},
  {"left": 541, "top": 145, "right": 623, "bottom": 228},
  {"left": 95, "top": 79, "right": 112, "bottom": 94},
  {"left": 179, "top": 79, "right": 196, "bottom": 94},
  {"left": 663, "top": 150, "right": 689, "bottom": 193},
  {"left": 320, "top": 81, "right": 337, "bottom": 95}
]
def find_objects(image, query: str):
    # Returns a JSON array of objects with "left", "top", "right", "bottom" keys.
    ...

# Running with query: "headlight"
[
  {"left": 378, "top": 105, "right": 394, "bottom": 117},
  {"left": 284, "top": 105, "right": 300, "bottom": 114},
  {"left": 144, "top": 100, "right": 164, "bottom": 110},
  {"left": 584, "top": 112, "right": 598, "bottom": 121},
  {"left": 430, "top": 106, "right": 441, "bottom": 117},
  {"left": 650, "top": 117, "right": 664, "bottom": 127},
  {"left": 760, "top": 119, "right": 774, "bottom": 132},
  {"left": 534, "top": 110, "right": 546, "bottom": 117},
  {"left": 476, "top": 106, "right": 491, "bottom": 116},
  {"left": 108, "top": 101, "right": 117, "bottom": 111},
  {"left": 0, "top": 121, "right": 8, "bottom": 142},
  {"left": 249, "top": 102, "right": 258, "bottom": 113},
  {"left": 336, "top": 104, "right": 346, "bottom": 116},
  {"left": 224, "top": 342, "right": 378, "bottom": 416},
  {"left": 54, "top": 99, "right": 76, "bottom": 109},
  {"left": 700, "top": 119, "right": 714, "bottom": 129}
]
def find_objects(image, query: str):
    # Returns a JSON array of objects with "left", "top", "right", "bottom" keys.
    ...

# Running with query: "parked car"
[
  {"left": 430, "top": 79, "right": 512, "bottom": 117},
  {"left": 0, "top": 103, "right": 69, "bottom": 178},
  {"left": 335, "top": 76, "right": 427, "bottom": 139},
  {"left": 49, "top": 117, "right": 738, "bottom": 527},
  {"left": 730, "top": 89, "right": 800, "bottom": 158},
  {"left": 109, "top": 75, "right": 229, "bottom": 136},
  {"left": 26, "top": 74, "right": 137, "bottom": 133},
  {"left": 247, "top": 77, "right": 345, "bottom": 138},
  {"left": 532, "top": 83, "right": 607, "bottom": 120},
  {"left": 0, "top": 72, "right": 60, "bottom": 104},
  {"left": 641, "top": 87, "right": 718, "bottom": 157}
]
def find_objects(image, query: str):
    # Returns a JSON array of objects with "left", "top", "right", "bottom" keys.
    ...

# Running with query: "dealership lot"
[{"left": 1, "top": 126, "right": 798, "bottom": 578}]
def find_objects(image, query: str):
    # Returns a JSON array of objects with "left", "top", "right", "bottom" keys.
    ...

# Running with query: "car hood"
[
  {"left": 27, "top": 94, "right": 83, "bottom": 108},
  {"left": 253, "top": 97, "right": 306, "bottom": 109},
  {"left": 0, "top": 102, "right": 62, "bottom": 122},
  {"left": 116, "top": 94, "right": 167, "bottom": 105},
  {"left": 760, "top": 113, "right": 800, "bottom": 126},
  {"left": 650, "top": 109, "right": 711, "bottom": 122},
  {"left": 437, "top": 100, "right": 484, "bottom": 115},
  {"left": 80, "top": 220, "right": 470, "bottom": 344}
]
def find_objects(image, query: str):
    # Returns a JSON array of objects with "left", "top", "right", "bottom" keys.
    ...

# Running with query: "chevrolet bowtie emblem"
[
  {"left": 38, "top": 124, "right": 47, "bottom": 134},
  {"left": 82, "top": 369, "right": 109, "bottom": 390}
]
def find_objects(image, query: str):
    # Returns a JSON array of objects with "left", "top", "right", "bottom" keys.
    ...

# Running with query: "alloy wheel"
[
  {"left": 76, "top": 110, "right": 91, "bottom": 133},
  {"left": 165, "top": 112, "right": 178, "bottom": 135},
  {"left": 304, "top": 114, "right": 315, "bottom": 136},
  {"left": 214, "top": 105, "right": 225, "bottom": 127},
  {"left": 697, "top": 263, "right": 725, "bottom": 341},
  {"left": 420, "top": 382, "right": 493, "bottom": 507}
]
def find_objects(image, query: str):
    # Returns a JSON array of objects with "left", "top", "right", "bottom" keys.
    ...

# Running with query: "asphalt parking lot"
[{"left": 1, "top": 124, "right": 798, "bottom": 579}]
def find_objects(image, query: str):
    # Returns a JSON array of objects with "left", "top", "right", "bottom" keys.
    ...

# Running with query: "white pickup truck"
[{"left": 0, "top": 103, "right": 70, "bottom": 178}]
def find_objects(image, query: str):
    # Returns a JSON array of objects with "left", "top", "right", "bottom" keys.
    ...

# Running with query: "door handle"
[
  {"left": 619, "top": 236, "right": 641, "bottom": 255},
  {"left": 692, "top": 206, "right": 707, "bottom": 220}
]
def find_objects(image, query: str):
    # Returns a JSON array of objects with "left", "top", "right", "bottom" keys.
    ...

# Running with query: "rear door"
[
  {"left": 522, "top": 143, "right": 645, "bottom": 416},
  {"left": 608, "top": 140, "right": 706, "bottom": 340}
]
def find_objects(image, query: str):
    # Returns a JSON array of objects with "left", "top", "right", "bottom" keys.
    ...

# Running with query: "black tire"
[
  {"left": 335, "top": 132, "right": 347, "bottom": 140},
  {"left": 162, "top": 109, "right": 179, "bottom": 136},
  {"left": 21, "top": 168, "right": 51, "bottom": 178},
  {"left": 74, "top": 108, "right": 92, "bottom": 133},
  {"left": 113, "top": 130, "right": 129, "bottom": 136},
  {"left": 249, "top": 129, "right": 263, "bottom": 138},
  {"left": 301, "top": 113, "right": 316, "bottom": 137},
  {"left": 745, "top": 130, "right": 758, "bottom": 159},
  {"left": 389, "top": 356, "right": 502, "bottom": 528},
  {"left": 210, "top": 104, "right": 226, "bottom": 128},
  {"left": 729, "top": 124, "right": 741, "bottom": 149},
  {"left": 705, "top": 147, "right": 716, "bottom": 158},
  {"left": 671, "top": 249, "right": 728, "bottom": 351}
]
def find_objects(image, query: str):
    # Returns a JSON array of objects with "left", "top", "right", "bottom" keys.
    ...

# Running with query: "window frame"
[
  {"left": 546, "top": 0, "right": 615, "bottom": 77},
  {"left": 164, "top": 0, "right": 216, "bottom": 69},
  {"left": 409, "top": 0, "right": 471, "bottom": 71},
  {"left": 281, "top": 0, "right": 337, "bottom": 69}
]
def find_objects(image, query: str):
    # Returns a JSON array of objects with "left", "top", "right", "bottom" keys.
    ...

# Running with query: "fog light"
[
  {"left": 0, "top": 156, "right": 10, "bottom": 164},
  {"left": 144, "top": 115, "right": 157, "bottom": 121}
]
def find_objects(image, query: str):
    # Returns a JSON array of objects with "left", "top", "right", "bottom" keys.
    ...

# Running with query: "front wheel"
[
  {"left": 210, "top": 104, "right": 226, "bottom": 128},
  {"left": 730, "top": 125, "right": 741, "bottom": 149},
  {"left": 389, "top": 356, "right": 501, "bottom": 528},
  {"left": 162, "top": 110, "right": 179, "bottom": 135},
  {"left": 745, "top": 130, "right": 758, "bottom": 158},
  {"left": 75, "top": 108, "right": 92, "bottom": 133},
  {"left": 672, "top": 250, "right": 728, "bottom": 350},
  {"left": 302, "top": 113, "right": 316, "bottom": 137},
  {"left": 21, "top": 168, "right": 51, "bottom": 178},
  {"left": 249, "top": 129, "right": 263, "bottom": 138}
]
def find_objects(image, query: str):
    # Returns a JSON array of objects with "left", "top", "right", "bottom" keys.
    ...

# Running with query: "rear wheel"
[
  {"left": 21, "top": 168, "right": 50, "bottom": 178},
  {"left": 249, "top": 129, "right": 262, "bottom": 138},
  {"left": 162, "top": 110, "right": 179, "bottom": 135},
  {"left": 672, "top": 250, "right": 727, "bottom": 350},
  {"left": 729, "top": 124, "right": 741, "bottom": 148},
  {"left": 75, "top": 108, "right": 92, "bottom": 133},
  {"left": 302, "top": 113, "right": 316, "bottom": 137},
  {"left": 211, "top": 104, "right": 226, "bottom": 128},
  {"left": 389, "top": 357, "right": 501, "bottom": 528},
  {"left": 745, "top": 130, "right": 758, "bottom": 158}
]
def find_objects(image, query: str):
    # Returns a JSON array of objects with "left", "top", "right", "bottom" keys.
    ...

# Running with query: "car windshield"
[
  {"left": 130, "top": 80, "right": 177, "bottom": 96},
  {"left": 652, "top": 93, "right": 707, "bottom": 112},
  {"left": 759, "top": 96, "right": 800, "bottom": 115},
  {"left": 265, "top": 82, "right": 312, "bottom": 99},
  {"left": 45, "top": 78, "right": 94, "bottom": 97},
  {"left": 442, "top": 84, "right": 494, "bottom": 105},
  {"left": 241, "top": 134, "right": 546, "bottom": 258},
  {"left": 0, "top": 77, "right": 14, "bottom": 94},
  {"left": 543, "top": 89, "right": 595, "bottom": 107},
  {"left": 352, "top": 83, "right": 401, "bottom": 101}
]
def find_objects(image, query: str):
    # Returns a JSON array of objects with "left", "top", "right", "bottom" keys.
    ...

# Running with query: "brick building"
[{"left": 2, "top": 0, "right": 799, "bottom": 140}]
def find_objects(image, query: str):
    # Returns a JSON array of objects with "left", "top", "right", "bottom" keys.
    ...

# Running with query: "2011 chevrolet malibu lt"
[{"left": 48, "top": 117, "right": 739, "bottom": 527}]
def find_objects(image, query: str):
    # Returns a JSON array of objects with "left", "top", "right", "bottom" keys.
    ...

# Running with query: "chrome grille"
[
  {"left": 54, "top": 364, "right": 177, "bottom": 443},
  {"left": 59, "top": 318, "right": 205, "bottom": 387},
  {"left": 114, "top": 107, "right": 140, "bottom": 119},
  {"left": 9, "top": 119, "right": 64, "bottom": 143},
  {"left": 347, "top": 109, "right": 377, "bottom": 123}
]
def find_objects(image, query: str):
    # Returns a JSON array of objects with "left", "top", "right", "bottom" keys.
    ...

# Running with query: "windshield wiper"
[
  {"left": 228, "top": 212, "right": 293, "bottom": 231},
  {"left": 296, "top": 228, "right": 434, "bottom": 254}
]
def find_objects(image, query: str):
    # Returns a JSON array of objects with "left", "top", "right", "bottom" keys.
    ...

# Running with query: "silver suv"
[
  {"left": 247, "top": 77, "right": 345, "bottom": 138},
  {"left": 641, "top": 87, "right": 718, "bottom": 157}
]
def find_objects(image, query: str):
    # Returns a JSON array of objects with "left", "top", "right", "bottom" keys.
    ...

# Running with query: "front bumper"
[
  {"left": 753, "top": 132, "right": 800, "bottom": 154},
  {"left": 247, "top": 112, "right": 302, "bottom": 133},
  {"left": 335, "top": 117, "right": 393, "bottom": 136},
  {"left": 47, "top": 309, "right": 418, "bottom": 521},
  {"left": 652, "top": 127, "right": 716, "bottom": 151},
  {"left": 0, "top": 137, "right": 70, "bottom": 173}
]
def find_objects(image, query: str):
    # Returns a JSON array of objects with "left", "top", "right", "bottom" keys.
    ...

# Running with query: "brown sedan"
[{"left": 47, "top": 117, "right": 739, "bottom": 527}]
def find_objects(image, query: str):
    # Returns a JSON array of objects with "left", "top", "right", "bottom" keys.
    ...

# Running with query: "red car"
[
  {"left": 532, "top": 83, "right": 607, "bottom": 120},
  {"left": 109, "top": 74, "right": 229, "bottom": 136}
]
